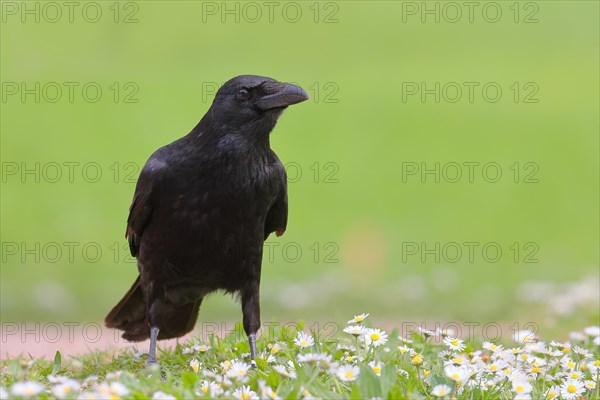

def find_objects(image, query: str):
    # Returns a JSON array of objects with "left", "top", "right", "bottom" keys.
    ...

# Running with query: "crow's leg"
[
  {"left": 148, "top": 326, "right": 160, "bottom": 364},
  {"left": 146, "top": 283, "right": 164, "bottom": 365},
  {"left": 241, "top": 281, "right": 260, "bottom": 368}
]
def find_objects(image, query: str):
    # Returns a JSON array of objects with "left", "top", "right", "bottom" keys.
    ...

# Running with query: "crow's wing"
[
  {"left": 126, "top": 158, "right": 164, "bottom": 257},
  {"left": 264, "top": 163, "right": 288, "bottom": 239}
]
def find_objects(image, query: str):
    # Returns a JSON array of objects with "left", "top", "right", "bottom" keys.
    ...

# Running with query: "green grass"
[{"left": 1, "top": 314, "right": 599, "bottom": 399}]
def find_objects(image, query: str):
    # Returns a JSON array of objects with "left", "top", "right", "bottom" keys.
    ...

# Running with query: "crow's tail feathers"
[{"left": 105, "top": 276, "right": 201, "bottom": 342}]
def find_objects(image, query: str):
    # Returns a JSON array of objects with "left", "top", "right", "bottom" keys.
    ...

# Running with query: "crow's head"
[{"left": 205, "top": 75, "right": 309, "bottom": 137}]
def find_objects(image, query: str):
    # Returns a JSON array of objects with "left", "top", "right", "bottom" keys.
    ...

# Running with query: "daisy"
[
  {"left": 544, "top": 385, "right": 560, "bottom": 399},
  {"left": 398, "top": 335, "right": 414, "bottom": 344},
  {"left": 11, "top": 381, "right": 44, "bottom": 398},
  {"left": 226, "top": 361, "right": 251, "bottom": 380},
  {"left": 233, "top": 385, "right": 258, "bottom": 400},
  {"left": 190, "top": 359, "right": 200, "bottom": 373},
  {"left": 411, "top": 353, "right": 424, "bottom": 366},
  {"left": 431, "top": 384, "right": 452, "bottom": 397},
  {"left": 560, "top": 379, "right": 584, "bottom": 399},
  {"left": 368, "top": 360, "right": 382, "bottom": 376},
  {"left": 269, "top": 342, "right": 282, "bottom": 355},
  {"left": 363, "top": 328, "right": 388, "bottom": 347},
  {"left": 343, "top": 325, "right": 367, "bottom": 336},
  {"left": 193, "top": 344, "right": 212, "bottom": 352},
  {"left": 197, "top": 380, "right": 221, "bottom": 397},
  {"left": 417, "top": 326, "right": 435, "bottom": 338},
  {"left": 273, "top": 364, "right": 296, "bottom": 379},
  {"left": 483, "top": 341, "right": 503, "bottom": 352},
  {"left": 152, "top": 391, "right": 177, "bottom": 400},
  {"left": 347, "top": 313, "right": 369, "bottom": 324},
  {"left": 584, "top": 326, "right": 600, "bottom": 336},
  {"left": 513, "top": 330, "right": 537, "bottom": 343},
  {"left": 336, "top": 364, "right": 360, "bottom": 381},
  {"left": 298, "top": 352, "right": 332, "bottom": 368},
  {"left": 96, "top": 382, "right": 129, "bottom": 398},
  {"left": 584, "top": 380, "right": 596, "bottom": 390},
  {"left": 257, "top": 380, "right": 280, "bottom": 400},
  {"left": 511, "top": 378, "right": 533, "bottom": 395},
  {"left": 294, "top": 332, "right": 315, "bottom": 348},
  {"left": 52, "top": 379, "right": 81, "bottom": 399},
  {"left": 398, "top": 345, "right": 411, "bottom": 354},
  {"left": 445, "top": 365, "right": 471, "bottom": 382},
  {"left": 443, "top": 337, "right": 466, "bottom": 352}
]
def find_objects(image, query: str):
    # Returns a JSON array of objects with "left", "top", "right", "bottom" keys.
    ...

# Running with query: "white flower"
[
  {"left": 294, "top": 332, "right": 315, "bottom": 348},
  {"left": 11, "top": 381, "right": 45, "bottom": 397},
  {"left": 257, "top": 380, "right": 280, "bottom": 400},
  {"left": 297, "top": 352, "right": 332, "bottom": 368},
  {"left": 197, "top": 380, "right": 221, "bottom": 397},
  {"left": 513, "top": 330, "right": 537, "bottom": 343},
  {"left": 445, "top": 365, "right": 472, "bottom": 382},
  {"left": 233, "top": 385, "right": 258, "bottom": 400},
  {"left": 363, "top": 328, "right": 388, "bottom": 347},
  {"left": 52, "top": 379, "right": 81, "bottom": 399},
  {"left": 482, "top": 341, "right": 503, "bottom": 353},
  {"left": 273, "top": 364, "right": 296, "bottom": 379},
  {"left": 190, "top": 359, "right": 200, "bottom": 373},
  {"left": 193, "top": 344, "right": 212, "bottom": 352},
  {"left": 417, "top": 327, "right": 435, "bottom": 338},
  {"left": 569, "top": 331, "right": 587, "bottom": 341},
  {"left": 269, "top": 342, "right": 283, "bottom": 355},
  {"left": 584, "top": 380, "right": 597, "bottom": 390},
  {"left": 511, "top": 378, "right": 533, "bottom": 394},
  {"left": 584, "top": 326, "right": 600, "bottom": 337},
  {"left": 96, "top": 382, "right": 129, "bottom": 397},
  {"left": 368, "top": 360, "right": 382, "bottom": 376},
  {"left": 347, "top": 313, "right": 369, "bottom": 324},
  {"left": 544, "top": 385, "right": 560, "bottom": 399},
  {"left": 431, "top": 384, "right": 452, "bottom": 397},
  {"left": 343, "top": 325, "right": 367, "bottom": 336},
  {"left": 152, "top": 391, "right": 177, "bottom": 400},
  {"left": 443, "top": 337, "right": 466, "bottom": 352},
  {"left": 226, "top": 360, "right": 251, "bottom": 380},
  {"left": 336, "top": 364, "right": 360, "bottom": 381},
  {"left": 560, "top": 379, "right": 584, "bottom": 399}
]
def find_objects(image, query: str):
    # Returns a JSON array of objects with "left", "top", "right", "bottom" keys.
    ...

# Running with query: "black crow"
[{"left": 105, "top": 75, "right": 309, "bottom": 364}]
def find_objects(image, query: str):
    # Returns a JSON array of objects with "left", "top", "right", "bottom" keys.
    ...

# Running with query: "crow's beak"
[{"left": 256, "top": 82, "right": 309, "bottom": 110}]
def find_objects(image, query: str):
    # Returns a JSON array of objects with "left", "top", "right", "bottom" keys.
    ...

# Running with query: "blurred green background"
[{"left": 1, "top": 1, "right": 598, "bottom": 337}]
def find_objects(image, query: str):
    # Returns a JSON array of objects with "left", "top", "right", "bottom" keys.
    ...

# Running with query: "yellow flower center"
[
  {"left": 372, "top": 366, "right": 381, "bottom": 374},
  {"left": 423, "top": 370, "right": 430, "bottom": 377},
  {"left": 345, "top": 371, "right": 354, "bottom": 379},
  {"left": 371, "top": 333, "right": 380, "bottom": 341},
  {"left": 490, "top": 365, "right": 497, "bottom": 371},
  {"left": 547, "top": 390, "right": 556, "bottom": 399},
  {"left": 451, "top": 340, "right": 459, "bottom": 346},
  {"left": 356, "top": 316, "right": 364, "bottom": 322},
  {"left": 202, "top": 386, "right": 209, "bottom": 393},
  {"left": 300, "top": 341, "right": 307, "bottom": 346},
  {"left": 452, "top": 373, "right": 460, "bottom": 380},
  {"left": 242, "top": 393, "right": 250, "bottom": 400},
  {"left": 594, "top": 360, "right": 600, "bottom": 366},
  {"left": 567, "top": 384, "right": 577, "bottom": 393},
  {"left": 531, "top": 367, "right": 541, "bottom": 373}
]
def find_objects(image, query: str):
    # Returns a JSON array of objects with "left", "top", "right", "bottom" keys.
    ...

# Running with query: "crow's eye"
[{"left": 236, "top": 88, "right": 250, "bottom": 101}]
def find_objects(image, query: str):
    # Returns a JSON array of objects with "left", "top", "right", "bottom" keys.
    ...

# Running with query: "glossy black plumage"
[{"left": 105, "top": 75, "right": 308, "bottom": 363}]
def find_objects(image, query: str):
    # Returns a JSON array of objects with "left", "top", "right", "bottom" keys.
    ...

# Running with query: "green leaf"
[
  {"left": 51, "top": 351, "right": 61, "bottom": 375},
  {"left": 358, "top": 365, "right": 381, "bottom": 399},
  {"left": 180, "top": 371, "right": 198, "bottom": 389}
]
